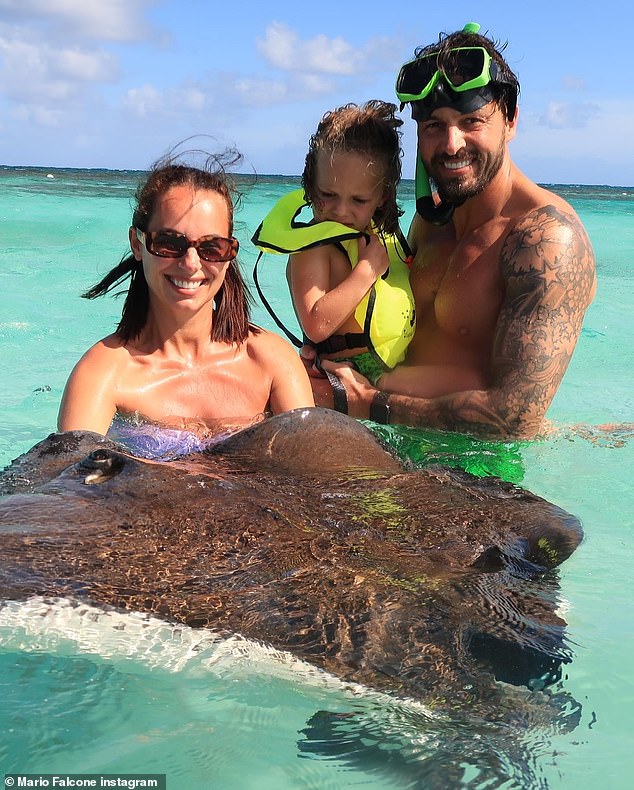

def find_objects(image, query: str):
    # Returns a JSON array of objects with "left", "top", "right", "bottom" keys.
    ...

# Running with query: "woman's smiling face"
[{"left": 130, "top": 184, "right": 232, "bottom": 310}]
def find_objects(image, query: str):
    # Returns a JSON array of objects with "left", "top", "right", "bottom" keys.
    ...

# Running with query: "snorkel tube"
[{"left": 414, "top": 153, "right": 455, "bottom": 226}]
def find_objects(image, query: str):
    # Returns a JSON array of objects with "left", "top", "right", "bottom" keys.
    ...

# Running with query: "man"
[{"left": 313, "top": 23, "right": 596, "bottom": 439}]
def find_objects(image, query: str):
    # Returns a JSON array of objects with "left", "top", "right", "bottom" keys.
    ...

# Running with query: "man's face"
[{"left": 416, "top": 100, "right": 516, "bottom": 203}]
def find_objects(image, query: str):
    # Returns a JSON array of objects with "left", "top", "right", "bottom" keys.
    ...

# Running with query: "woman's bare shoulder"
[
  {"left": 72, "top": 334, "right": 130, "bottom": 374},
  {"left": 58, "top": 335, "right": 130, "bottom": 434},
  {"left": 246, "top": 326, "right": 299, "bottom": 359}
]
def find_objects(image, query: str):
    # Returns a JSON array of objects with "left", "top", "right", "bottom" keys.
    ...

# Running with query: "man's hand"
[{"left": 319, "top": 360, "right": 377, "bottom": 419}]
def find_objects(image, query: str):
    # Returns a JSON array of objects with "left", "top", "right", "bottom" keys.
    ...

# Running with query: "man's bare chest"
[{"left": 411, "top": 239, "right": 505, "bottom": 343}]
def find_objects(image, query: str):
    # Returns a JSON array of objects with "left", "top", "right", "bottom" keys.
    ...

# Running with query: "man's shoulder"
[
  {"left": 508, "top": 175, "right": 586, "bottom": 231},
  {"left": 500, "top": 191, "right": 596, "bottom": 295},
  {"left": 408, "top": 211, "right": 454, "bottom": 250},
  {"left": 507, "top": 197, "right": 591, "bottom": 250}
]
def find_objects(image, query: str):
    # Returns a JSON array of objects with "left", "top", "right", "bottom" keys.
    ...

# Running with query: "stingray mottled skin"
[{"left": 0, "top": 408, "right": 582, "bottom": 717}]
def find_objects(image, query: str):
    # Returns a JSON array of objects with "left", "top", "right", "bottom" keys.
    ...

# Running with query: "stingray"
[{"left": 0, "top": 408, "right": 582, "bottom": 726}]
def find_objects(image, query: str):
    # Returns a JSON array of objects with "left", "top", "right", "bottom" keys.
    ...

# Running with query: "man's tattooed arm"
[{"left": 386, "top": 205, "right": 596, "bottom": 438}]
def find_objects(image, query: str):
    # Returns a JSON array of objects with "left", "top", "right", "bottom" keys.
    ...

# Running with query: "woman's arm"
[
  {"left": 257, "top": 332, "right": 315, "bottom": 414},
  {"left": 57, "top": 342, "right": 119, "bottom": 435}
]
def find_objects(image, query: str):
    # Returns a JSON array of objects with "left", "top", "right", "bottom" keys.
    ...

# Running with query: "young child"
[{"left": 253, "top": 101, "right": 415, "bottom": 407}]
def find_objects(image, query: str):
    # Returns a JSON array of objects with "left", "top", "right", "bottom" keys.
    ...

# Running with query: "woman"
[{"left": 58, "top": 150, "right": 314, "bottom": 439}]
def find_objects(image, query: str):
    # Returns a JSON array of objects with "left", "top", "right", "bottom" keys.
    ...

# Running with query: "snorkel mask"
[{"left": 395, "top": 22, "right": 518, "bottom": 225}]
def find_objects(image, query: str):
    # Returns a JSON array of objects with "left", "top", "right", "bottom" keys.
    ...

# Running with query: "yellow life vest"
[{"left": 252, "top": 189, "right": 416, "bottom": 370}]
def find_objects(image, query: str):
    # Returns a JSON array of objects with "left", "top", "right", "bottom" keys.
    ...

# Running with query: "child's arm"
[{"left": 288, "top": 234, "right": 389, "bottom": 343}]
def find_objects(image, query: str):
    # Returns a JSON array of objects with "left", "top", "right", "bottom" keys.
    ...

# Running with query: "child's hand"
[
  {"left": 299, "top": 344, "right": 324, "bottom": 378},
  {"left": 357, "top": 233, "right": 389, "bottom": 280}
]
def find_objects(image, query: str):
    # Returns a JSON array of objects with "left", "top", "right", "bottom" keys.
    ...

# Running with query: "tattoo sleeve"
[{"left": 389, "top": 205, "right": 596, "bottom": 438}]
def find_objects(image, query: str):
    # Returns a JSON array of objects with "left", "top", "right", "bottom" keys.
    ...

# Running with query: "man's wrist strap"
[{"left": 369, "top": 390, "right": 391, "bottom": 425}]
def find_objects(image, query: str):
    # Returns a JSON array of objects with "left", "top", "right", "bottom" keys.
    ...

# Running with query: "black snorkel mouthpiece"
[{"left": 414, "top": 155, "right": 455, "bottom": 226}]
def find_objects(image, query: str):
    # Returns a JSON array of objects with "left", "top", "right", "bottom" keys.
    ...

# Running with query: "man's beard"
[{"left": 430, "top": 140, "right": 505, "bottom": 204}]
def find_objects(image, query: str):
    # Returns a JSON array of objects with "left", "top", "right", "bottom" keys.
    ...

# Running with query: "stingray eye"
[
  {"left": 78, "top": 449, "right": 126, "bottom": 485},
  {"left": 90, "top": 449, "right": 112, "bottom": 461}
]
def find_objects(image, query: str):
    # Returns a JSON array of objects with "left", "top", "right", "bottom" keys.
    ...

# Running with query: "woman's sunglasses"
[
  {"left": 396, "top": 47, "right": 503, "bottom": 103},
  {"left": 136, "top": 229, "right": 239, "bottom": 263}
]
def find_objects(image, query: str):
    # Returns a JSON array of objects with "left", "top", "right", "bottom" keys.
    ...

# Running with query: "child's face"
[{"left": 312, "top": 149, "right": 386, "bottom": 232}]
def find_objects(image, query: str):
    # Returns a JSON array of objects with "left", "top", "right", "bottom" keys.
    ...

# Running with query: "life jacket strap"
[
  {"left": 252, "top": 251, "right": 303, "bottom": 348},
  {"left": 314, "top": 333, "right": 367, "bottom": 355}
]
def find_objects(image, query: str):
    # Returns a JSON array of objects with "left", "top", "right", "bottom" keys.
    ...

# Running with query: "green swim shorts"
[{"left": 338, "top": 352, "right": 386, "bottom": 387}]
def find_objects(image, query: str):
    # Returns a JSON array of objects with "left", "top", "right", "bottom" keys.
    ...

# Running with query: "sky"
[{"left": 1, "top": 0, "right": 632, "bottom": 186}]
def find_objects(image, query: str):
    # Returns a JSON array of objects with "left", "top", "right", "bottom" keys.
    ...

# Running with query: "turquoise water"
[{"left": 0, "top": 167, "right": 633, "bottom": 788}]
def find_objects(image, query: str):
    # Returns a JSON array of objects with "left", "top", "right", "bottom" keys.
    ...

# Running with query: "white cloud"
[
  {"left": 0, "top": 1, "right": 150, "bottom": 130},
  {"left": 56, "top": 48, "right": 117, "bottom": 81},
  {"left": 233, "top": 77, "right": 290, "bottom": 106},
  {"left": 257, "top": 22, "right": 398, "bottom": 77},
  {"left": 0, "top": 11, "right": 408, "bottom": 170},
  {"left": 0, "top": 36, "right": 117, "bottom": 106},
  {"left": 181, "top": 86, "right": 206, "bottom": 112},
  {"left": 298, "top": 32, "right": 362, "bottom": 75},
  {"left": 257, "top": 22, "right": 298, "bottom": 70},
  {"left": 562, "top": 74, "right": 586, "bottom": 91},
  {"left": 514, "top": 98, "right": 634, "bottom": 184},
  {"left": 123, "top": 84, "right": 163, "bottom": 118},
  {"left": 0, "top": 0, "right": 154, "bottom": 42},
  {"left": 296, "top": 73, "right": 336, "bottom": 95},
  {"left": 539, "top": 101, "right": 601, "bottom": 129},
  {"left": 11, "top": 103, "right": 67, "bottom": 127},
  {"left": 122, "top": 80, "right": 231, "bottom": 126}
]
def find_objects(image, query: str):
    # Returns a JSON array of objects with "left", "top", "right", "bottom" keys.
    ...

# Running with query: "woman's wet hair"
[
  {"left": 302, "top": 100, "right": 404, "bottom": 234},
  {"left": 83, "top": 146, "right": 257, "bottom": 344}
]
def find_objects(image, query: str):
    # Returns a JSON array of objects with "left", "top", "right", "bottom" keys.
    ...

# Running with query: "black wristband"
[{"left": 369, "top": 390, "right": 391, "bottom": 425}]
